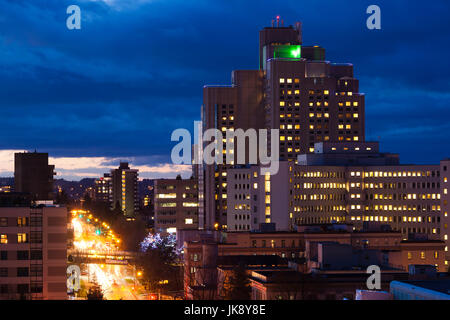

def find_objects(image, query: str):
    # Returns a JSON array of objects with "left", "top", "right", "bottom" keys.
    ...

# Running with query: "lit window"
[{"left": 17, "top": 233, "right": 27, "bottom": 243}]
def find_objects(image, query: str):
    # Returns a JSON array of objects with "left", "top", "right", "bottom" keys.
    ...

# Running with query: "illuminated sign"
[{"left": 274, "top": 45, "right": 301, "bottom": 59}]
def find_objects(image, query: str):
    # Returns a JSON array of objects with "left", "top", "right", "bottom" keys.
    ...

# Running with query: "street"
[{"left": 71, "top": 210, "right": 147, "bottom": 300}]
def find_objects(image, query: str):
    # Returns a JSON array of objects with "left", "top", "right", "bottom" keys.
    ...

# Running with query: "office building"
[
  {"left": 225, "top": 142, "right": 450, "bottom": 266},
  {"left": 154, "top": 177, "right": 199, "bottom": 233},
  {"left": 111, "top": 162, "right": 138, "bottom": 218},
  {"left": 201, "top": 20, "right": 365, "bottom": 230},
  {"left": 14, "top": 152, "right": 55, "bottom": 201}
]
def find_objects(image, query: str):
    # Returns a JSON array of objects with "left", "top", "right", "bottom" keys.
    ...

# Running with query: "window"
[
  {"left": 0, "top": 268, "right": 7, "bottom": 277},
  {"left": 420, "top": 252, "right": 426, "bottom": 259},
  {"left": 0, "top": 234, "right": 7, "bottom": 244},
  {"left": 17, "top": 267, "right": 29, "bottom": 277},
  {"left": 0, "top": 218, "right": 7, "bottom": 227},
  {"left": 17, "top": 217, "right": 27, "bottom": 227},
  {"left": 407, "top": 252, "right": 412, "bottom": 260},
  {"left": 17, "top": 251, "right": 29, "bottom": 260},
  {"left": 17, "top": 233, "right": 27, "bottom": 243},
  {"left": 0, "top": 251, "right": 7, "bottom": 260},
  {"left": 159, "top": 202, "right": 176, "bottom": 207}
]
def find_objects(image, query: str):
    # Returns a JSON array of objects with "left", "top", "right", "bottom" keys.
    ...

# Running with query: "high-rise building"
[
  {"left": 94, "top": 173, "right": 112, "bottom": 204},
  {"left": 111, "top": 162, "right": 138, "bottom": 218},
  {"left": 0, "top": 199, "right": 67, "bottom": 300},
  {"left": 14, "top": 152, "right": 55, "bottom": 201},
  {"left": 202, "top": 20, "right": 365, "bottom": 230}
]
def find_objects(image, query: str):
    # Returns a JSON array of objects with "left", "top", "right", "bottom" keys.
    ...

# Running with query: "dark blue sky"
[{"left": 0, "top": 0, "right": 449, "bottom": 178}]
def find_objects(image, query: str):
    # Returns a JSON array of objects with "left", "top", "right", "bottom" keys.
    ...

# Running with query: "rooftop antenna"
[
  {"left": 276, "top": 15, "right": 280, "bottom": 27},
  {"left": 271, "top": 18, "right": 274, "bottom": 27}
]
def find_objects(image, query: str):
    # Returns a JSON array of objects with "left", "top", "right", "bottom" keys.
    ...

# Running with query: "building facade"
[
  {"left": 14, "top": 152, "right": 55, "bottom": 201},
  {"left": 94, "top": 173, "right": 112, "bottom": 204},
  {"left": 0, "top": 205, "right": 67, "bottom": 300},
  {"left": 154, "top": 177, "right": 199, "bottom": 233},
  {"left": 201, "top": 21, "right": 366, "bottom": 231},
  {"left": 225, "top": 142, "right": 450, "bottom": 267},
  {"left": 111, "top": 162, "right": 138, "bottom": 218}
]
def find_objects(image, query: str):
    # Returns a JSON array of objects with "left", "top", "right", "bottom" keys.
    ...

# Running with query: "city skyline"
[
  {"left": 1, "top": 0, "right": 450, "bottom": 303},
  {"left": 0, "top": 0, "right": 450, "bottom": 181}
]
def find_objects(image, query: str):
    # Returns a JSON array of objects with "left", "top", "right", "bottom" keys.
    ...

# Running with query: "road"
[{"left": 71, "top": 211, "right": 147, "bottom": 300}]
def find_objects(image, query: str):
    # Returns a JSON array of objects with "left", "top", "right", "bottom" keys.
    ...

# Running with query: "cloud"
[
  {"left": 0, "top": 0, "right": 449, "bottom": 168},
  {"left": 0, "top": 150, "right": 191, "bottom": 180}
]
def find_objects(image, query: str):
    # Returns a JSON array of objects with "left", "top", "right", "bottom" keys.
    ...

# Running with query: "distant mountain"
[{"left": 0, "top": 177, "right": 14, "bottom": 187}]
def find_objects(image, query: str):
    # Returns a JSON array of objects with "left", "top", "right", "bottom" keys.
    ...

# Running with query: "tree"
[
  {"left": 136, "top": 234, "right": 182, "bottom": 294},
  {"left": 82, "top": 193, "right": 92, "bottom": 210},
  {"left": 55, "top": 189, "right": 71, "bottom": 205},
  {"left": 111, "top": 215, "right": 147, "bottom": 251},
  {"left": 87, "top": 283, "right": 104, "bottom": 300},
  {"left": 223, "top": 263, "right": 251, "bottom": 300}
]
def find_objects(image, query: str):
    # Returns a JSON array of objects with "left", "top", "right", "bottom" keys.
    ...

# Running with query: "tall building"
[
  {"left": 14, "top": 152, "right": 55, "bottom": 201},
  {"left": 0, "top": 199, "right": 67, "bottom": 300},
  {"left": 111, "top": 162, "right": 138, "bottom": 218},
  {"left": 202, "top": 20, "right": 365, "bottom": 230},
  {"left": 154, "top": 177, "right": 199, "bottom": 233},
  {"left": 94, "top": 173, "right": 112, "bottom": 204}
]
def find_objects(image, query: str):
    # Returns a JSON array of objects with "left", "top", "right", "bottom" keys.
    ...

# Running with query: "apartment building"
[
  {"left": 111, "top": 162, "right": 139, "bottom": 218},
  {"left": 0, "top": 203, "right": 67, "bottom": 300}
]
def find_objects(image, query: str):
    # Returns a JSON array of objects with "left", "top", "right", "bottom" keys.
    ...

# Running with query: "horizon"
[{"left": 1, "top": 0, "right": 449, "bottom": 179}]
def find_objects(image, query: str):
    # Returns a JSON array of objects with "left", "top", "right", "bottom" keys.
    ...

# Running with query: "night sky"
[{"left": 0, "top": 0, "right": 449, "bottom": 179}]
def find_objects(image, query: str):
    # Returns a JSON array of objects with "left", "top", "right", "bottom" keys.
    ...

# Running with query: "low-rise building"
[
  {"left": 154, "top": 177, "right": 199, "bottom": 234},
  {"left": 226, "top": 142, "right": 450, "bottom": 266}
]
